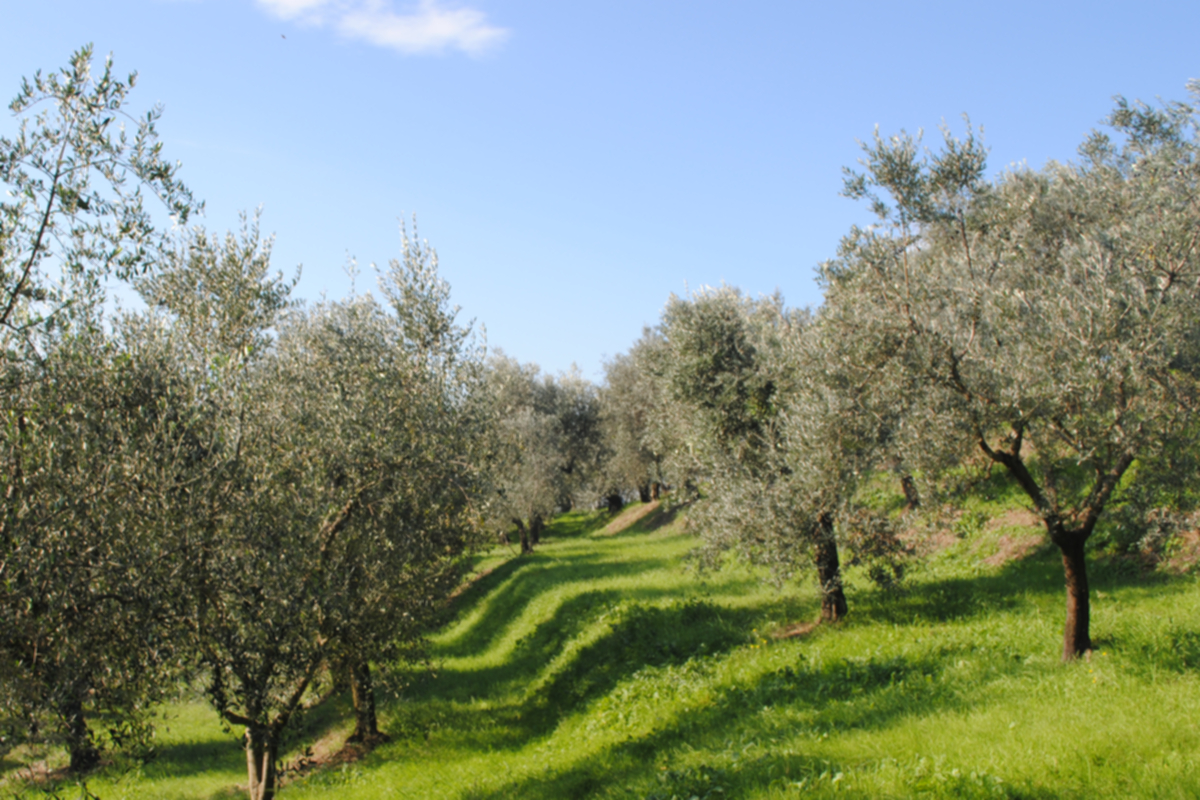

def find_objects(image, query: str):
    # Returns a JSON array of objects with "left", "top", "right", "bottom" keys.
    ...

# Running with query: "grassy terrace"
[{"left": 13, "top": 495, "right": 1200, "bottom": 799}]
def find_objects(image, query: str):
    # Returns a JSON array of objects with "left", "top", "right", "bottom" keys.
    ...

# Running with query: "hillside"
[{"left": 14, "top": 495, "right": 1200, "bottom": 799}]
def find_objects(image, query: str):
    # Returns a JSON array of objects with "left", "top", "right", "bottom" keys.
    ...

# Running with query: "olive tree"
[
  {"left": 655, "top": 286, "right": 892, "bottom": 621},
  {"left": 482, "top": 354, "right": 604, "bottom": 549},
  {"left": 142, "top": 220, "right": 483, "bottom": 800},
  {"left": 0, "top": 46, "right": 198, "bottom": 769},
  {"left": 824, "top": 87, "right": 1200, "bottom": 659},
  {"left": 0, "top": 310, "right": 201, "bottom": 770},
  {"left": 599, "top": 328, "right": 670, "bottom": 503},
  {"left": 483, "top": 353, "right": 566, "bottom": 552}
]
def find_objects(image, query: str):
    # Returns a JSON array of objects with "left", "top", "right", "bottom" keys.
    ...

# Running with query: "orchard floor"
[{"left": 12, "top": 502, "right": 1200, "bottom": 799}]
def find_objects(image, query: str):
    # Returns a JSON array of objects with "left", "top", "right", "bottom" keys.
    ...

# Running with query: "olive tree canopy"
[{"left": 823, "top": 87, "right": 1200, "bottom": 659}]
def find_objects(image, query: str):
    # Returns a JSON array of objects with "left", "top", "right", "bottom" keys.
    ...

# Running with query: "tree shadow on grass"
[
  {"left": 433, "top": 552, "right": 681, "bottom": 659},
  {"left": 411, "top": 581, "right": 763, "bottom": 703},
  {"left": 386, "top": 593, "right": 765, "bottom": 754},
  {"left": 460, "top": 635, "right": 1067, "bottom": 800},
  {"left": 141, "top": 737, "right": 242, "bottom": 780},
  {"left": 853, "top": 545, "right": 1196, "bottom": 628}
]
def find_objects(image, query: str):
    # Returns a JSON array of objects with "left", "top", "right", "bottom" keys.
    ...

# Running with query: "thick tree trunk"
[
  {"left": 605, "top": 492, "right": 624, "bottom": 514},
  {"left": 347, "top": 661, "right": 380, "bottom": 743},
  {"left": 650, "top": 482, "right": 661, "bottom": 501},
  {"left": 814, "top": 515, "right": 847, "bottom": 622},
  {"left": 638, "top": 484, "right": 652, "bottom": 503},
  {"left": 529, "top": 515, "right": 544, "bottom": 546},
  {"left": 63, "top": 698, "right": 101, "bottom": 773},
  {"left": 245, "top": 726, "right": 280, "bottom": 800},
  {"left": 900, "top": 474, "right": 920, "bottom": 510},
  {"left": 514, "top": 518, "right": 532, "bottom": 554},
  {"left": 1059, "top": 537, "right": 1092, "bottom": 661}
]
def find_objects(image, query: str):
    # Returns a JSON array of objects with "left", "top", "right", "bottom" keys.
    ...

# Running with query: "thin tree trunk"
[
  {"left": 1060, "top": 537, "right": 1092, "bottom": 661},
  {"left": 348, "top": 661, "right": 380, "bottom": 743},
  {"left": 245, "top": 726, "right": 279, "bottom": 800},
  {"left": 530, "top": 514, "right": 544, "bottom": 546},
  {"left": 815, "top": 514, "right": 847, "bottom": 622}
]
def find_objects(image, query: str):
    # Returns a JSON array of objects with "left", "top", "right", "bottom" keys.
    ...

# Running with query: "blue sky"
[{"left": 3, "top": 1, "right": 1197, "bottom": 379}]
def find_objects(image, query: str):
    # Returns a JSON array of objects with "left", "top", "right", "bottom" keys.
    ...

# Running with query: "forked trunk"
[
  {"left": 814, "top": 514, "right": 847, "bottom": 622},
  {"left": 1060, "top": 537, "right": 1093, "bottom": 661},
  {"left": 245, "top": 726, "right": 280, "bottom": 800},
  {"left": 348, "top": 661, "right": 380, "bottom": 743},
  {"left": 976, "top": 434, "right": 1126, "bottom": 663}
]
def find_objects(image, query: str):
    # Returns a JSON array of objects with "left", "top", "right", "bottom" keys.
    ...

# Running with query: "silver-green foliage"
[
  {"left": 598, "top": 328, "right": 671, "bottom": 501},
  {"left": 139, "top": 220, "right": 484, "bottom": 799},
  {"left": 0, "top": 45, "right": 197, "bottom": 354},
  {"left": 482, "top": 354, "right": 603, "bottom": 545},
  {"left": 823, "top": 86, "right": 1200, "bottom": 657},
  {"left": 0, "top": 46, "right": 200, "bottom": 766}
]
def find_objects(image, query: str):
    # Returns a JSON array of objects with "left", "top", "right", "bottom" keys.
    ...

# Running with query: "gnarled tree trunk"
[
  {"left": 900, "top": 473, "right": 920, "bottom": 510},
  {"left": 1059, "top": 536, "right": 1092, "bottom": 660},
  {"left": 347, "top": 661, "right": 380, "bottom": 743},
  {"left": 529, "top": 514, "right": 544, "bottom": 546},
  {"left": 514, "top": 518, "right": 532, "bottom": 554},
  {"left": 62, "top": 692, "right": 101, "bottom": 773},
  {"left": 815, "top": 514, "right": 847, "bottom": 622}
]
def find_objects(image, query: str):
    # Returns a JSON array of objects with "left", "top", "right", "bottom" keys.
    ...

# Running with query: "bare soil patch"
[
  {"left": 983, "top": 533, "right": 1048, "bottom": 567},
  {"left": 985, "top": 507, "right": 1041, "bottom": 531},
  {"left": 773, "top": 620, "right": 820, "bottom": 639},
  {"left": 601, "top": 501, "right": 661, "bottom": 535},
  {"left": 282, "top": 728, "right": 384, "bottom": 785},
  {"left": 898, "top": 524, "right": 958, "bottom": 557}
]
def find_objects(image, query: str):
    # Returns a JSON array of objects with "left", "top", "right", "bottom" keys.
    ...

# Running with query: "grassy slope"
[{"left": 20, "top": 492, "right": 1200, "bottom": 799}]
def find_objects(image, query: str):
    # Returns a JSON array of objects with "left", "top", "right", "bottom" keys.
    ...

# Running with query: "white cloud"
[
  {"left": 255, "top": 0, "right": 509, "bottom": 56},
  {"left": 256, "top": 0, "right": 331, "bottom": 20}
]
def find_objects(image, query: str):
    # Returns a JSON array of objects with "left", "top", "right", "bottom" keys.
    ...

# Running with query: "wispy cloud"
[{"left": 256, "top": 0, "right": 509, "bottom": 56}]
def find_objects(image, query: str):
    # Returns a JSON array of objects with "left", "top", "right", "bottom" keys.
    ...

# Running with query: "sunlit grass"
[{"left": 15, "top": 498, "right": 1200, "bottom": 799}]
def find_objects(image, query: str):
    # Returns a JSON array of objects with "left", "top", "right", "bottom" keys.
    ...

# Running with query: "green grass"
[{"left": 12, "top": 500, "right": 1200, "bottom": 799}]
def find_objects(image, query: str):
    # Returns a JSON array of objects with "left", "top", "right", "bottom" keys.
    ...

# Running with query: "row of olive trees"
[
  {"left": 599, "top": 85, "right": 1200, "bottom": 661},
  {"left": 482, "top": 353, "right": 606, "bottom": 551},
  {"left": 0, "top": 49, "right": 490, "bottom": 800}
]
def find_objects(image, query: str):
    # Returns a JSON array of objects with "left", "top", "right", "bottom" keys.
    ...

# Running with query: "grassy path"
[{"left": 26, "top": 501, "right": 1200, "bottom": 798}]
